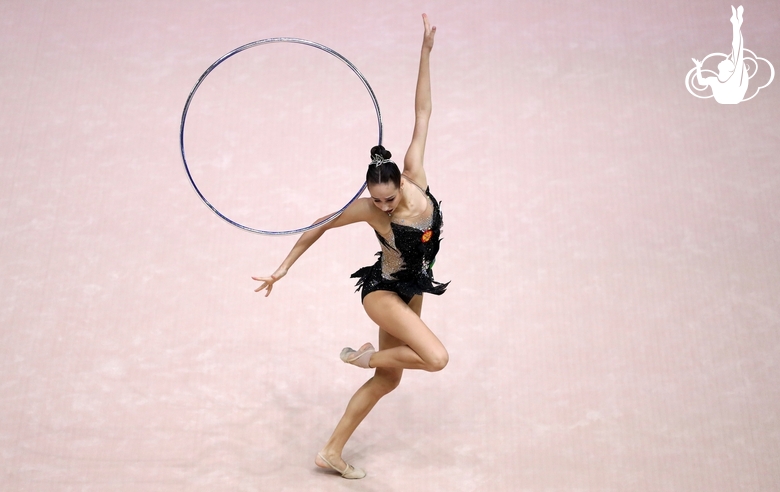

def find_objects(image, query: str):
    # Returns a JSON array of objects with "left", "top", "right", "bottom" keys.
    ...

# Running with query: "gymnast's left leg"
[{"left": 315, "top": 295, "right": 422, "bottom": 478}]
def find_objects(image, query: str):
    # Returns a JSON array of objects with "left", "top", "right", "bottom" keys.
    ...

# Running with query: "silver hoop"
[{"left": 180, "top": 38, "right": 383, "bottom": 235}]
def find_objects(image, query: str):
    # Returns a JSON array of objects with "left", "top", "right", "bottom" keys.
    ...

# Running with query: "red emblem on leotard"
[{"left": 421, "top": 229, "right": 432, "bottom": 243}]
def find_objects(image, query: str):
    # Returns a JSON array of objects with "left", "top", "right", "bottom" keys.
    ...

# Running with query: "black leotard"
[{"left": 351, "top": 179, "right": 449, "bottom": 304}]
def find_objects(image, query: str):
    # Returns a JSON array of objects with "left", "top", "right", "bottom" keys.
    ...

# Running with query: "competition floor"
[{"left": 2, "top": 1, "right": 779, "bottom": 490}]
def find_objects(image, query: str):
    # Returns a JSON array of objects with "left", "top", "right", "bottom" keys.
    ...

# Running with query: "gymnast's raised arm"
[{"left": 402, "top": 13, "right": 436, "bottom": 191}]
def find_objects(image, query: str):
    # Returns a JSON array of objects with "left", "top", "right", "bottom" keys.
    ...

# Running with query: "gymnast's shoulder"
[{"left": 325, "top": 197, "right": 387, "bottom": 231}]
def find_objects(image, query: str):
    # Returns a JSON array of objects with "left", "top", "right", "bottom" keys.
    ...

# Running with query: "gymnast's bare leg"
[{"left": 314, "top": 294, "right": 426, "bottom": 475}]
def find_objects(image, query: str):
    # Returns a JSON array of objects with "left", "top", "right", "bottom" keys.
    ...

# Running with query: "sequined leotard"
[{"left": 351, "top": 178, "right": 449, "bottom": 304}]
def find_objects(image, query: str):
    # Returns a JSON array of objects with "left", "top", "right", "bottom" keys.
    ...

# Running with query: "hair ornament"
[{"left": 370, "top": 154, "right": 395, "bottom": 167}]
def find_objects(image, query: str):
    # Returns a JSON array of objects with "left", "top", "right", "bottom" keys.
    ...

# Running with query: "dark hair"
[{"left": 366, "top": 145, "right": 401, "bottom": 188}]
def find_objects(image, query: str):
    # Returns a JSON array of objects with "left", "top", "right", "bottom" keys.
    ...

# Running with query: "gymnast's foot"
[
  {"left": 340, "top": 342, "right": 375, "bottom": 368},
  {"left": 731, "top": 5, "right": 743, "bottom": 26},
  {"left": 315, "top": 449, "right": 366, "bottom": 479}
]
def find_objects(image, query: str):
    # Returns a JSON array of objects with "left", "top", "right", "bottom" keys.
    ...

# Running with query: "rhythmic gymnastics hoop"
[{"left": 180, "top": 38, "right": 383, "bottom": 235}]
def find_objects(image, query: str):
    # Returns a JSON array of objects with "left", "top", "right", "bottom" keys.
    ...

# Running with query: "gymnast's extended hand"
[
  {"left": 422, "top": 13, "right": 436, "bottom": 52},
  {"left": 251, "top": 210, "right": 338, "bottom": 297},
  {"left": 252, "top": 268, "right": 287, "bottom": 297}
]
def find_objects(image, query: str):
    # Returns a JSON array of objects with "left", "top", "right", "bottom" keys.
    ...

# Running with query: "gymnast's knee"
[
  {"left": 425, "top": 348, "right": 449, "bottom": 372},
  {"left": 372, "top": 369, "right": 402, "bottom": 395}
]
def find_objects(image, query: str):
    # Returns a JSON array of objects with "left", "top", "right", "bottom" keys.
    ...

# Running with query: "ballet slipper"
[
  {"left": 317, "top": 453, "right": 367, "bottom": 479},
  {"left": 340, "top": 342, "right": 375, "bottom": 368}
]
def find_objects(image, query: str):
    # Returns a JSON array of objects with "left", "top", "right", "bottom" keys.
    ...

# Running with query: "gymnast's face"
[
  {"left": 368, "top": 181, "right": 402, "bottom": 214},
  {"left": 718, "top": 59, "right": 735, "bottom": 80}
]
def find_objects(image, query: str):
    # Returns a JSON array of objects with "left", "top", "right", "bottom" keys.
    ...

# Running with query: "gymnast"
[
  {"left": 692, "top": 5, "right": 749, "bottom": 104},
  {"left": 252, "top": 14, "right": 448, "bottom": 479}
]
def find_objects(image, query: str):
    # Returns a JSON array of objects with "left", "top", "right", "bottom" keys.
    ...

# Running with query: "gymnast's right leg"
[{"left": 360, "top": 291, "right": 449, "bottom": 372}]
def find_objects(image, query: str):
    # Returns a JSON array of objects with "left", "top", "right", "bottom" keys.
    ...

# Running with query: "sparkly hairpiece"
[{"left": 370, "top": 153, "right": 395, "bottom": 167}]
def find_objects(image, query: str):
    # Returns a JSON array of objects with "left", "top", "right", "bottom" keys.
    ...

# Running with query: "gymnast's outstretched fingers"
[
  {"left": 252, "top": 270, "right": 286, "bottom": 296},
  {"left": 422, "top": 13, "right": 436, "bottom": 51}
]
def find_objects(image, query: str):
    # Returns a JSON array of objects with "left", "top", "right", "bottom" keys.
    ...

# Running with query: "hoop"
[{"left": 180, "top": 38, "right": 383, "bottom": 235}]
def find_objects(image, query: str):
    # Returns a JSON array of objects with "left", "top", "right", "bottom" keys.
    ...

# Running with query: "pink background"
[{"left": 1, "top": 0, "right": 779, "bottom": 490}]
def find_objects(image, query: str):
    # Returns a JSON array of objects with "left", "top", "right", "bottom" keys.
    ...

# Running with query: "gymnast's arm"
[
  {"left": 403, "top": 13, "right": 436, "bottom": 191},
  {"left": 692, "top": 58, "right": 712, "bottom": 87},
  {"left": 252, "top": 198, "right": 382, "bottom": 296}
]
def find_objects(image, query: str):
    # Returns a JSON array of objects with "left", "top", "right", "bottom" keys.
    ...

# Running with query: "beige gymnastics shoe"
[
  {"left": 317, "top": 453, "right": 367, "bottom": 479},
  {"left": 340, "top": 342, "right": 375, "bottom": 368}
]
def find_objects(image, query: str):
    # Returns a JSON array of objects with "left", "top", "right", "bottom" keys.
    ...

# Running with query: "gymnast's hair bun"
[
  {"left": 366, "top": 145, "right": 400, "bottom": 187},
  {"left": 370, "top": 145, "right": 392, "bottom": 160}
]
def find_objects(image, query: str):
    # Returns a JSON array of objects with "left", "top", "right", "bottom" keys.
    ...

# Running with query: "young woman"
[
  {"left": 252, "top": 14, "right": 447, "bottom": 480},
  {"left": 692, "top": 5, "right": 749, "bottom": 104}
]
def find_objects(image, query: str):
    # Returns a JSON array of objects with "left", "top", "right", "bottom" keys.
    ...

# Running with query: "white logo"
[{"left": 685, "top": 5, "right": 774, "bottom": 104}]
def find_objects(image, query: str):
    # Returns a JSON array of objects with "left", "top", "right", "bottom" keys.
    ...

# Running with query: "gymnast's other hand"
[
  {"left": 252, "top": 268, "right": 287, "bottom": 297},
  {"left": 422, "top": 13, "right": 436, "bottom": 52}
]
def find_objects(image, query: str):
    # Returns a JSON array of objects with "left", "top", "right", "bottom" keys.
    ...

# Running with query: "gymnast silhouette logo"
[{"left": 685, "top": 5, "right": 774, "bottom": 104}]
